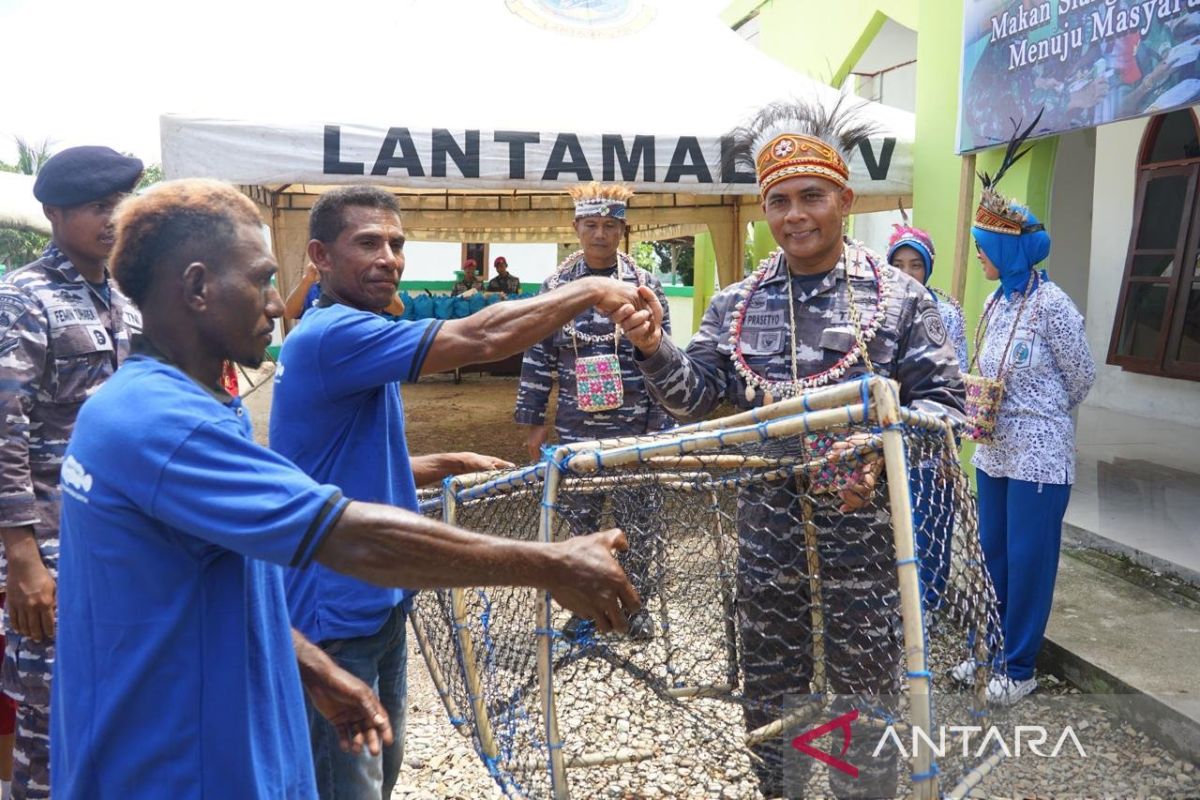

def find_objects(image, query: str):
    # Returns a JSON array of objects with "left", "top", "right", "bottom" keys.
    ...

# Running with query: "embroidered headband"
[
  {"left": 722, "top": 95, "right": 880, "bottom": 194},
  {"left": 568, "top": 181, "right": 633, "bottom": 220},
  {"left": 755, "top": 133, "right": 850, "bottom": 192}
]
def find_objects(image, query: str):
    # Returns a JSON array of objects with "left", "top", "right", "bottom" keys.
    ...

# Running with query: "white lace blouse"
[{"left": 970, "top": 279, "right": 1095, "bottom": 485}]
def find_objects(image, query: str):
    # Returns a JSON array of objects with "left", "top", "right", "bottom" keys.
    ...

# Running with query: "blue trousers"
[
  {"left": 910, "top": 466, "right": 954, "bottom": 613},
  {"left": 308, "top": 604, "right": 408, "bottom": 800},
  {"left": 976, "top": 469, "right": 1072, "bottom": 681}
]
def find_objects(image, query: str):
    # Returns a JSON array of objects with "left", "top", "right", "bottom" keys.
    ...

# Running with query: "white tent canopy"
[
  {"left": 150, "top": 0, "right": 914, "bottom": 292},
  {"left": 0, "top": 173, "right": 49, "bottom": 236}
]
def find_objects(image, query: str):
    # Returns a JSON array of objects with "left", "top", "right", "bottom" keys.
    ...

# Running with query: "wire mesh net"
[{"left": 412, "top": 378, "right": 1004, "bottom": 799}]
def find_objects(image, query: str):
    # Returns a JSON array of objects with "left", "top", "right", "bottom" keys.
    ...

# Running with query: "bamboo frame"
[
  {"left": 708, "top": 490, "right": 740, "bottom": 692},
  {"left": 802, "top": 494, "right": 827, "bottom": 695},
  {"left": 512, "top": 747, "right": 655, "bottom": 771},
  {"left": 665, "top": 683, "right": 736, "bottom": 699},
  {"left": 539, "top": 451, "right": 570, "bottom": 800},
  {"left": 425, "top": 376, "right": 997, "bottom": 796},
  {"left": 946, "top": 750, "right": 1005, "bottom": 799},
  {"left": 745, "top": 701, "right": 824, "bottom": 748},
  {"left": 555, "top": 405, "right": 872, "bottom": 477},
  {"left": 444, "top": 482, "right": 501, "bottom": 763},
  {"left": 408, "top": 605, "right": 472, "bottom": 738},
  {"left": 871, "top": 380, "right": 937, "bottom": 800}
]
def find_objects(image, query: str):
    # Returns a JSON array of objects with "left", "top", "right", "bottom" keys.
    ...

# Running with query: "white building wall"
[
  {"left": 400, "top": 241, "right": 559, "bottom": 285},
  {"left": 1085, "top": 114, "right": 1199, "bottom": 426},
  {"left": 400, "top": 241, "right": 463, "bottom": 282},
  {"left": 487, "top": 243, "right": 560, "bottom": 286},
  {"left": 1046, "top": 128, "right": 1095, "bottom": 313},
  {"left": 848, "top": 18, "right": 918, "bottom": 259}
]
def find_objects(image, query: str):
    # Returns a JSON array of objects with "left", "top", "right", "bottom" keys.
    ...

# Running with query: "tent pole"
[{"left": 950, "top": 154, "right": 977, "bottom": 303}]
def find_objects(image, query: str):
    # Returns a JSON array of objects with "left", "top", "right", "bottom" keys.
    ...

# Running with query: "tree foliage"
[
  {"left": 650, "top": 240, "right": 695, "bottom": 286},
  {"left": 0, "top": 137, "right": 53, "bottom": 272}
]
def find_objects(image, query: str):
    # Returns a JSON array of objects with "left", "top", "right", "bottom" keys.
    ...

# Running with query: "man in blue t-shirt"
[
  {"left": 271, "top": 186, "right": 656, "bottom": 799},
  {"left": 52, "top": 179, "right": 642, "bottom": 800}
]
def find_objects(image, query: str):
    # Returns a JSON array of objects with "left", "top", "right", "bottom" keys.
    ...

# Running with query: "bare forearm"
[
  {"left": 424, "top": 279, "right": 603, "bottom": 374},
  {"left": 411, "top": 454, "right": 460, "bottom": 487},
  {"left": 292, "top": 628, "right": 328, "bottom": 683},
  {"left": 284, "top": 274, "right": 317, "bottom": 320},
  {"left": 0, "top": 526, "right": 41, "bottom": 566},
  {"left": 315, "top": 501, "right": 557, "bottom": 590}
]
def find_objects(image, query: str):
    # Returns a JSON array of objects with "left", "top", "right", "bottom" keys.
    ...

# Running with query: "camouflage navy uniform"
[
  {"left": 515, "top": 257, "right": 674, "bottom": 604},
  {"left": 636, "top": 239, "right": 964, "bottom": 796},
  {"left": 0, "top": 245, "right": 141, "bottom": 799},
  {"left": 450, "top": 275, "right": 484, "bottom": 296},
  {"left": 485, "top": 273, "right": 522, "bottom": 294}
]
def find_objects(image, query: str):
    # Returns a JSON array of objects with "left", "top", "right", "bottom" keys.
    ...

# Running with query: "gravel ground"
[{"left": 397, "top": 639, "right": 1200, "bottom": 799}]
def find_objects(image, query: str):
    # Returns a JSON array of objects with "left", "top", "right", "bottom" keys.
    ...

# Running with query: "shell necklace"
[
  {"left": 545, "top": 250, "right": 642, "bottom": 345},
  {"left": 729, "top": 244, "right": 891, "bottom": 403}
]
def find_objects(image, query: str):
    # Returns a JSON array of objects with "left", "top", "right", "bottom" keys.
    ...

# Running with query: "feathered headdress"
[
  {"left": 973, "top": 109, "right": 1046, "bottom": 236},
  {"left": 887, "top": 206, "right": 936, "bottom": 280},
  {"left": 722, "top": 95, "right": 881, "bottom": 193},
  {"left": 568, "top": 182, "right": 634, "bottom": 220}
]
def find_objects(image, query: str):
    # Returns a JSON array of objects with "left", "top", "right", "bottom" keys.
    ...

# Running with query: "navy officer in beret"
[{"left": 0, "top": 145, "right": 143, "bottom": 799}]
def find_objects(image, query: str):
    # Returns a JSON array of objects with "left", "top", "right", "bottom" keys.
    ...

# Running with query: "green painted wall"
[
  {"left": 913, "top": 0, "right": 1057, "bottom": 348},
  {"left": 722, "top": 0, "right": 918, "bottom": 85}
]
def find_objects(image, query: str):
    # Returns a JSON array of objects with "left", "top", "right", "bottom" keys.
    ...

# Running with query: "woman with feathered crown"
[
  {"left": 952, "top": 115, "right": 1095, "bottom": 707},
  {"left": 616, "top": 96, "right": 966, "bottom": 798},
  {"left": 515, "top": 182, "right": 673, "bottom": 642}
]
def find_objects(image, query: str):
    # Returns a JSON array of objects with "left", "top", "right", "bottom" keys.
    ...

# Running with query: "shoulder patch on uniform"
[
  {"left": 0, "top": 293, "right": 29, "bottom": 338},
  {"left": 920, "top": 306, "right": 947, "bottom": 348}
]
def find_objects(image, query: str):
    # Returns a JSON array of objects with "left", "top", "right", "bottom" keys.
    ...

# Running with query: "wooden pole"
[
  {"left": 951, "top": 154, "right": 977, "bottom": 303},
  {"left": 444, "top": 483, "right": 500, "bottom": 762},
  {"left": 744, "top": 701, "right": 824, "bottom": 748},
  {"left": 539, "top": 451, "right": 571, "bottom": 800},
  {"left": 708, "top": 490, "right": 740, "bottom": 691},
  {"left": 871, "top": 380, "right": 937, "bottom": 800},
  {"left": 408, "top": 605, "right": 472, "bottom": 738},
  {"left": 802, "top": 494, "right": 827, "bottom": 695},
  {"left": 946, "top": 750, "right": 1006, "bottom": 799},
  {"left": 558, "top": 405, "right": 871, "bottom": 475},
  {"left": 513, "top": 747, "right": 654, "bottom": 771},
  {"left": 665, "top": 683, "right": 736, "bottom": 699}
]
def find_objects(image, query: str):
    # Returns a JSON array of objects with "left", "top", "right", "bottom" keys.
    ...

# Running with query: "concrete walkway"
[
  {"left": 1040, "top": 547, "right": 1200, "bottom": 760},
  {"left": 1068, "top": 405, "right": 1200, "bottom": 580}
]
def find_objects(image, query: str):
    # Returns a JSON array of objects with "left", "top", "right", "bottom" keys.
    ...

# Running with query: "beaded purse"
[
  {"left": 964, "top": 273, "right": 1037, "bottom": 444},
  {"left": 574, "top": 348, "right": 624, "bottom": 413},
  {"left": 565, "top": 255, "right": 640, "bottom": 414}
]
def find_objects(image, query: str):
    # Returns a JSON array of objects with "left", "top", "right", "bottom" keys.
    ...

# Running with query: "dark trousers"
[
  {"left": 736, "top": 478, "right": 900, "bottom": 799},
  {"left": 558, "top": 484, "right": 665, "bottom": 605}
]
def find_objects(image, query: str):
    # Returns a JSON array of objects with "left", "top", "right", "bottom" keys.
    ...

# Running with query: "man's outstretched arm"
[
  {"left": 421, "top": 276, "right": 642, "bottom": 376},
  {"left": 315, "top": 501, "right": 640, "bottom": 633},
  {"left": 410, "top": 453, "right": 514, "bottom": 487}
]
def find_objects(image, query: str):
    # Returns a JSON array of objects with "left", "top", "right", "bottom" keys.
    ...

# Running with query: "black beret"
[{"left": 33, "top": 146, "right": 143, "bottom": 207}]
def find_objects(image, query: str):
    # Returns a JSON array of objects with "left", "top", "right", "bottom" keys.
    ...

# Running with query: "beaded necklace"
[
  {"left": 729, "top": 243, "right": 892, "bottom": 402},
  {"left": 544, "top": 250, "right": 642, "bottom": 345}
]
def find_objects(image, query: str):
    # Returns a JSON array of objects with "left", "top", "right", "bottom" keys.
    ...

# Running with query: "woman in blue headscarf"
[
  {"left": 953, "top": 147, "right": 1095, "bottom": 707},
  {"left": 887, "top": 219, "right": 968, "bottom": 368},
  {"left": 886, "top": 220, "right": 967, "bottom": 622}
]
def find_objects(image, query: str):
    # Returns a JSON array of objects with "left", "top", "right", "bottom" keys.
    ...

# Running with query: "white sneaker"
[
  {"left": 987, "top": 675, "right": 1037, "bottom": 706},
  {"left": 950, "top": 658, "right": 978, "bottom": 685}
]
